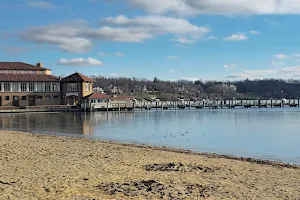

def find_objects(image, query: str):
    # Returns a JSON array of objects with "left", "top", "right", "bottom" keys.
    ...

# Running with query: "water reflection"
[{"left": 1, "top": 108, "right": 300, "bottom": 164}]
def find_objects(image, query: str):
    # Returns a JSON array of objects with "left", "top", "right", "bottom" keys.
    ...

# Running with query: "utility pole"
[{"left": 281, "top": 90, "right": 284, "bottom": 107}]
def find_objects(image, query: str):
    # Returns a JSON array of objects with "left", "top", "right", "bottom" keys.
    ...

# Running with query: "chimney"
[{"left": 36, "top": 62, "right": 43, "bottom": 68}]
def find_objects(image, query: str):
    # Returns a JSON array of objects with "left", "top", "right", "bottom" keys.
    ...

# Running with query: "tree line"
[{"left": 91, "top": 75, "right": 300, "bottom": 100}]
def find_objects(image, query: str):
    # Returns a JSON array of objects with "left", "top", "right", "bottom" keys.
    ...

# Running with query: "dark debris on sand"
[
  {"left": 144, "top": 162, "right": 215, "bottom": 173},
  {"left": 96, "top": 179, "right": 216, "bottom": 199}
]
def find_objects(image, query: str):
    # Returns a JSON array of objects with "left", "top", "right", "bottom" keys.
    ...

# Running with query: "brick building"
[{"left": 0, "top": 62, "right": 94, "bottom": 108}]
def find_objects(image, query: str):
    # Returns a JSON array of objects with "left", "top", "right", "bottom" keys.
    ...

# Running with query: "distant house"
[
  {"left": 93, "top": 87, "right": 105, "bottom": 94},
  {"left": 110, "top": 85, "right": 123, "bottom": 94}
]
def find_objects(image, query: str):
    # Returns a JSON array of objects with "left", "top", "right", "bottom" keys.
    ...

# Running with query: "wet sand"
[{"left": 1, "top": 130, "right": 300, "bottom": 200}]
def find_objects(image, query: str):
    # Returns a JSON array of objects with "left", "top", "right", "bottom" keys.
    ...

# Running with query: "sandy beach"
[{"left": 1, "top": 130, "right": 300, "bottom": 200}]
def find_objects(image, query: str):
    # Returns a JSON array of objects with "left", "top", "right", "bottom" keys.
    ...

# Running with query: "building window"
[
  {"left": 85, "top": 83, "right": 90, "bottom": 92},
  {"left": 5, "top": 96, "right": 9, "bottom": 101},
  {"left": 98, "top": 99, "right": 102, "bottom": 103},
  {"left": 44, "top": 83, "right": 51, "bottom": 92},
  {"left": 53, "top": 95, "right": 58, "bottom": 100},
  {"left": 91, "top": 99, "right": 94, "bottom": 103},
  {"left": 37, "top": 83, "right": 42, "bottom": 91},
  {"left": 11, "top": 83, "right": 18, "bottom": 92},
  {"left": 0, "top": 83, "right": 2, "bottom": 91},
  {"left": 22, "top": 96, "right": 27, "bottom": 100},
  {"left": 29, "top": 83, "right": 35, "bottom": 92},
  {"left": 20, "top": 83, "right": 27, "bottom": 92},
  {"left": 4, "top": 83, "right": 10, "bottom": 91},
  {"left": 52, "top": 83, "right": 58, "bottom": 91},
  {"left": 37, "top": 96, "right": 42, "bottom": 100},
  {"left": 46, "top": 96, "right": 50, "bottom": 100},
  {"left": 67, "top": 83, "right": 77, "bottom": 91}
]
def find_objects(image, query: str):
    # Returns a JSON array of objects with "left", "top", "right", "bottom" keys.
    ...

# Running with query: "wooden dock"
[
  {"left": 133, "top": 99, "right": 300, "bottom": 110},
  {"left": 1, "top": 99, "right": 299, "bottom": 113}
]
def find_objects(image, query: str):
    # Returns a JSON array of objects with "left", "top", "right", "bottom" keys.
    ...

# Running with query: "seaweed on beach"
[
  {"left": 96, "top": 180, "right": 215, "bottom": 199},
  {"left": 144, "top": 162, "right": 214, "bottom": 172}
]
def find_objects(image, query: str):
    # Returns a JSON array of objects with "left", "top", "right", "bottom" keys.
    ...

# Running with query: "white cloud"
[
  {"left": 293, "top": 53, "right": 300, "bottom": 57},
  {"left": 98, "top": 52, "right": 110, "bottom": 56},
  {"left": 182, "top": 77, "right": 201, "bottom": 82},
  {"left": 249, "top": 30, "right": 259, "bottom": 35},
  {"left": 57, "top": 57, "right": 103, "bottom": 66},
  {"left": 172, "top": 37, "right": 195, "bottom": 44},
  {"left": 102, "top": 15, "right": 209, "bottom": 38},
  {"left": 26, "top": 1, "right": 54, "bottom": 9},
  {"left": 225, "top": 70, "right": 277, "bottom": 79},
  {"left": 19, "top": 22, "right": 92, "bottom": 53},
  {"left": 274, "top": 54, "right": 290, "bottom": 59},
  {"left": 115, "top": 52, "right": 125, "bottom": 57},
  {"left": 225, "top": 65, "right": 300, "bottom": 79},
  {"left": 272, "top": 60, "right": 284, "bottom": 65},
  {"left": 126, "top": 0, "right": 300, "bottom": 16},
  {"left": 279, "top": 66, "right": 300, "bottom": 74},
  {"left": 224, "top": 64, "right": 238, "bottom": 69},
  {"left": 224, "top": 33, "right": 248, "bottom": 41},
  {"left": 16, "top": 15, "right": 209, "bottom": 52},
  {"left": 167, "top": 56, "right": 180, "bottom": 59}
]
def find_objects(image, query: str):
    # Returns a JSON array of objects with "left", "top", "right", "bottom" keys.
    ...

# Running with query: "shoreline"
[
  {"left": 12, "top": 130, "right": 300, "bottom": 169},
  {"left": 1, "top": 130, "right": 300, "bottom": 199}
]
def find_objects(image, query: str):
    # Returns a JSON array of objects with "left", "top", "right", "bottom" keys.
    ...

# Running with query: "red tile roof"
[
  {"left": 61, "top": 72, "right": 95, "bottom": 82},
  {"left": 0, "top": 74, "right": 60, "bottom": 82},
  {"left": 86, "top": 92, "right": 110, "bottom": 99},
  {"left": 0, "top": 62, "right": 49, "bottom": 71}
]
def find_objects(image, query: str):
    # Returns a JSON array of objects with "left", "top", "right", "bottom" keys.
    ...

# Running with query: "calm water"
[{"left": 1, "top": 108, "right": 300, "bottom": 164}]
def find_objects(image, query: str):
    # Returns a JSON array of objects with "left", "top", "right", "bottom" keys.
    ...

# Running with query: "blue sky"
[{"left": 1, "top": 0, "right": 300, "bottom": 81}]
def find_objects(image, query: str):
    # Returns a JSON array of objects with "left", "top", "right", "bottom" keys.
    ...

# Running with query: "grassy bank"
[{"left": 1, "top": 131, "right": 300, "bottom": 199}]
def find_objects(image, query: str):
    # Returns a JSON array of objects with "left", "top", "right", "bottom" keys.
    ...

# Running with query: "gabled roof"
[
  {"left": 0, "top": 74, "right": 60, "bottom": 82},
  {"left": 0, "top": 62, "right": 49, "bottom": 71},
  {"left": 61, "top": 72, "right": 95, "bottom": 82},
  {"left": 85, "top": 92, "right": 110, "bottom": 99}
]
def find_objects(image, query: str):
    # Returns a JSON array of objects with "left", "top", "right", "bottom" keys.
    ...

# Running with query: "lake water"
[{"left": 1, "top": 108, "right": 300, "bottom": 164}]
